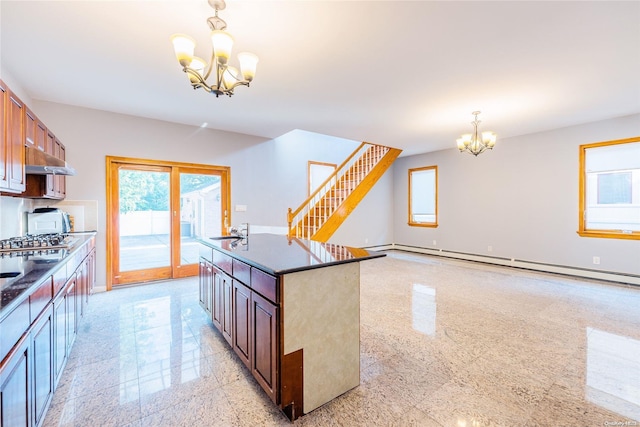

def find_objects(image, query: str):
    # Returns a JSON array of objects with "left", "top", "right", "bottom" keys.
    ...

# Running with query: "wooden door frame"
[
  {"left": 307, "top": 161, "right": 336, "bottom": 196},
  {"left": 106, "top": 156, "right": 231, "bottom": 290}
]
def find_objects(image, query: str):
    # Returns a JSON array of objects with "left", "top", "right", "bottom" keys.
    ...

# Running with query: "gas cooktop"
[{"left": 0, "top": 233, "right": 77, "bottom": 254}]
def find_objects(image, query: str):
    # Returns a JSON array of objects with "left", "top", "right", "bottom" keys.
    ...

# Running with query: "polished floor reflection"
[{"left": 44, "top": 251, "right": 640, "bottom": 426}]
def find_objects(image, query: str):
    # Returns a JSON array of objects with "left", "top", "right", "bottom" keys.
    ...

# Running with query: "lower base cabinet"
[
  {"left": 65, "top": 274, "right": 77, "bottom": 356},
  {"left": 251, "top": 291, "right": 278, "bottom": 403},
  {"left": 0, "top": 335, "right": 30, "bottom": 427},
  {"left": 0, "top": 238, "right": 95, "bottom": 427},
  {"left": 31, "top": 306, "right": 54, "bottom": 427},
  {"left": 232, "top": 280, "right": 251, "bottom": 368},
  {"left": 222, "top": 272, "right": 233, "bottom": 346},
  {"left": 52, "top": 292, "right": 67, "bottom": 387}
]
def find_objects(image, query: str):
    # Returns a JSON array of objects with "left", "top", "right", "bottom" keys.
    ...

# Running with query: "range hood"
[{"left": 25, "top": 146, "right": 77, "bottom": 176}]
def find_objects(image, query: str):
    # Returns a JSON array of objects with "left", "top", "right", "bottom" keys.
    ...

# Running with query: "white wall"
[
  {"left": 27, "top": 102, "right": 391, "bottom": 288},
  {"left": 6, "top": 91, "right": 636, "bottom": 284},
  {"left": 393, "top": 114, "right": 640, "bottom": 277}
]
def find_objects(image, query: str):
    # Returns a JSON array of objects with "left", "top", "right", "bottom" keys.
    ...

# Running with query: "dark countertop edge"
[
  {"left": 0, "top": 232, "right": 97, "bottom": 319},
  {"left": 199, "top": 237, "right": 386, "bottom": 276}
]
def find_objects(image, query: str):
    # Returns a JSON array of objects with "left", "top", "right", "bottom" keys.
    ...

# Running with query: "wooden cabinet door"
[
  {"left": 198, "top": 261, "right": 207, "bottom": 311},
  {"left": 35, "top": 119, "right": 46, "bottom": 152},
  {"left": 0, "top": 335, "right": 30, "bottom": 427},
  {"left": 65, "top": 274, "right": 77, "bottom": 355},
  {"left": 198, "top": 260, "right": 213, "bottom": 317},
  {"left": 54, "top": 140, "right": 65, "bottom": 198},
  {"left": 52, "top": 292, "right": 67, "bottom": 388},
  {"left": 31, "top": 306, "right": 54, "bottom": 427},
  {"left": 0, "top": 80, "right": 8, "bottom": 190},
  {"left": 211, "top": 267, "right": 223, "bottom": 332},
  {"left": 6, "top": 89, "right": 25, "bottom": 193},
  {"left": 232, "top": 280, "right": 251, "bottom": 369},
  {"left": 88, "top": 249, "right": 96, "bottom": 295},
  {"left": 44, "top": 130, "right": 56, "bottom": 195},
  {"left": 24, "top": 108, "right": 36, "bottom": 148},
  {"left": 222, "top": 272, "right": 233, "bottom": 346},
  {"left": 251, "top": 292, "right": 278, "bottom": 403}
]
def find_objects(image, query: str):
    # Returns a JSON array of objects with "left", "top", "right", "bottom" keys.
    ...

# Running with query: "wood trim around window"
[
  {"left": 307, "top": 160, "right": 336, "bottom": 196},
  {"left": 577, "top": 136, "right": 640, "bottom": 240},
  {"left": 408, "top": 165, "right": 438, "bottom": 228}
]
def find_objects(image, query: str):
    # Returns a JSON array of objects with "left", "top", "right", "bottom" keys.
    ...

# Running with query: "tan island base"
[{"left": 282, "top": 262, "right": 361, "bottom": 414}]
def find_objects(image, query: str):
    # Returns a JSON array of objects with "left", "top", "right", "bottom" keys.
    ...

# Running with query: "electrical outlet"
[
  {"left": 365, "top": 238, "right": 369, "bottom": 244},
  {"left": 593, "top": 256, "right": 600, "bottom": 265},
  {"left": 433, "top": 240, "right": 437, "bottom": 246},
  {"left": 487, "top": 245, "right": 493, "bottom": 252},
  {"left": 235, "top": 205, "right": 247, "bottom": 212}
]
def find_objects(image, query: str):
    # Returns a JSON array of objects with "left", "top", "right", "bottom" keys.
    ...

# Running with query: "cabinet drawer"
[
  {"left": 0, "top": 297, "right": 30, "bottom": 357},
  {"left": 213, "top": 250, "right": 233, "bottom": 275},
  {"left": 251, "top": 268, "right": 278, "bottom": 304},
  {"left": 232, "top": 259, "right": 251, "bottom": 285},
  {"left": 30, "top": 277, "right": 53, "bottom": 323}
]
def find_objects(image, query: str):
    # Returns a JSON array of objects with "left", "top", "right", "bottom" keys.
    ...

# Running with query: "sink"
[{"left": 210, "top": 236, "right": 242, "bottom": 241}]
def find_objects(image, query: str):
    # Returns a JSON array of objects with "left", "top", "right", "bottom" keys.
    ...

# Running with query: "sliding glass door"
[{"left": 107, "top": 157, "right": 230, "bottom": 288}]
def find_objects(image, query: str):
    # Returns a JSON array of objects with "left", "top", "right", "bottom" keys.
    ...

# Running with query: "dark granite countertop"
[
  {"left": 0, "top": 232, "right": 96, "bottom": 317},
  {"left": 199, "top": 233, "right": 385, "bottom": 275}
]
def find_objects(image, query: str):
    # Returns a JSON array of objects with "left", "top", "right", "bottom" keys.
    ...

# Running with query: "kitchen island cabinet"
[{"left": 199, "top": 233, "right": 384, "bottom": 421}]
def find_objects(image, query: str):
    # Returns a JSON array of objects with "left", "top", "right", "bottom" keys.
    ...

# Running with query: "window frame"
[
  {"left": 408, "top": 165, "right": 438, "bottom": 228},
  {"left": 578, "top": 136, "right": 640, "bottom": 240}
]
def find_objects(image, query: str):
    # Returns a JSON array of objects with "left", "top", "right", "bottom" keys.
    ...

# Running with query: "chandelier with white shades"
[
  {"left": 171, "top": 0, "right": 258, "bottom": 97},
  {"left": 456, "top": 111, "right": 497, "bottom": 156}
]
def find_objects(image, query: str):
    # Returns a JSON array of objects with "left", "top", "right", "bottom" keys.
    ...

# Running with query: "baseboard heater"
[{"left": 362, "top": 243, "right": 639, "bottom": 286}]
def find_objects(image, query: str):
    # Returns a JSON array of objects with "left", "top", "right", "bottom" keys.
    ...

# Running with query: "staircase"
[{"left": 287, "top": 142, "right": 402, "bottom": 241}]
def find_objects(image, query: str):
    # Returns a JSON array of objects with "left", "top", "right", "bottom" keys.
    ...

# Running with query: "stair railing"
[{"left": 288, "top": 142, "right": 390, "bottom": 239}]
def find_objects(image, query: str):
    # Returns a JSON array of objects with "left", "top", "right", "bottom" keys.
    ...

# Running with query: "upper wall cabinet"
[
  {"left": 0, "top": 80, "right": 8, "bottom": 189},
  {"left": 0, "top": 80, "right": 67, "bottom": 199},
  {"left": 0, "top": 82, "right": 26, "bottom": 194}
]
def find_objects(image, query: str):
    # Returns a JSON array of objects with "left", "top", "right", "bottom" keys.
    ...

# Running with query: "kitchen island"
[{"left": 198, "top": 233, "right": 384, "bottom": 421}]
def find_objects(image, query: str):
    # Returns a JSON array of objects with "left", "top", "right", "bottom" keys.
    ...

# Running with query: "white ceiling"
[{"left": 1, "top": 1, "right": 639, "bottom": 156}]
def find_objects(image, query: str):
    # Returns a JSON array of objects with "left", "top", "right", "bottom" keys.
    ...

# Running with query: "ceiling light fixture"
[
  {"left": 456, "top": 111, "right": 497, "bottom": 156},
  {"left": 171, "top": 0, "right": 258, "bottom": 97}
]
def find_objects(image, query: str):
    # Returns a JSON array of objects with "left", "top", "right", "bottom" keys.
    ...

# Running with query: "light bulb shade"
[
  {"left": 188, "top": 57, "right": 207, "bottom": 83},
  {"left": 456, "top": 138, "right": 465, "bottom": 150},
  {"left": 171, "top": 34, "right": 196, "bottom": 67},
  {"left": 211, "top": 30, "right": 234, "bottom": 65},
  {"left": 222, "top": 66, "right": 239, "bottom": 89},
  {"left": 237, "top": 52, "right": 258, "bottom": 82},
  {"left": 482, "top": 131, "right": 497, "bottom": 147},
  {"left": 460, "top": 133, "right": 472, "bottom": 147}
]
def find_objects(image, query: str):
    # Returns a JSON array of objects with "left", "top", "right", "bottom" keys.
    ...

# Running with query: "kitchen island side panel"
[{"left": 282, "top": 262, "right": 360, "bottom": 414}]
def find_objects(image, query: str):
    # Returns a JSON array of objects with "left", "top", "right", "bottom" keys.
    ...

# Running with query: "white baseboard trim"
[
  {"left": 93, "top": 286, "right": 107, "bottom": 293},
  {"left": 381, "top": 244, "right": 640, "bottom": 286},
  {"left": 362, "top": 244, "right": 394, "bottom": 252}
]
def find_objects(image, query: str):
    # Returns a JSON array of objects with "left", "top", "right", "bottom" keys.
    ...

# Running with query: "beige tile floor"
[{"left": 43, "top": 251, "right": 640, "bottom": 426}]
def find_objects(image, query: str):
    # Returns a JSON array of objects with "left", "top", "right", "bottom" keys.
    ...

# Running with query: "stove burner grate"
[{"left": 0, "top": 233, "right": 74, "bottom": 253}]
